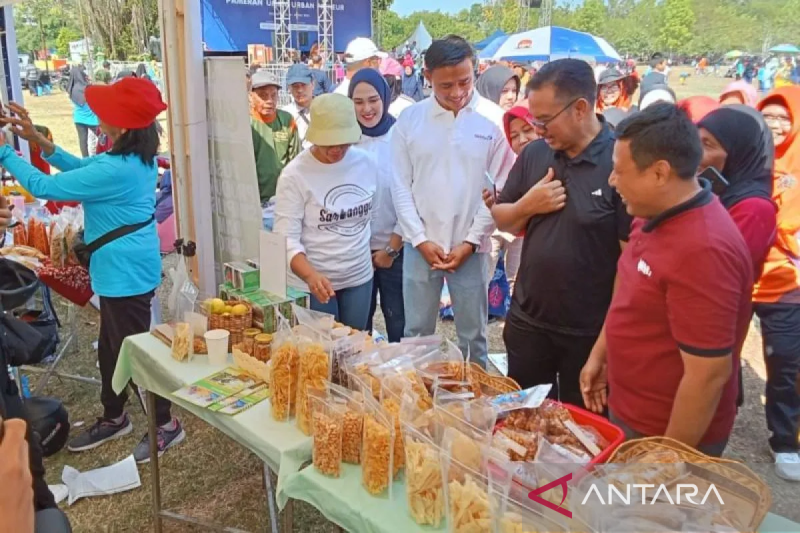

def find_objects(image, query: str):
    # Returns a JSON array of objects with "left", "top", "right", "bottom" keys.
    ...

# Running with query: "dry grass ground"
[{"left": 19, "top": 69, "right": 799, "bottom": 532}]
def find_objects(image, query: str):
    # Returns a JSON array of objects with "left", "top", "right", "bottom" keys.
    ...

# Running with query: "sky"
[{"left": 391, "top": 0, "right": 475, "bottom": 17}]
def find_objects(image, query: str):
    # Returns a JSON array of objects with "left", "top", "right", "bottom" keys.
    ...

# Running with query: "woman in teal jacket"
[
  {"left": 67, "top": 65, "right": 100, "bottom": 157},
  {"left": 0, "top": 77, "right": 183, "bottom": 463}
]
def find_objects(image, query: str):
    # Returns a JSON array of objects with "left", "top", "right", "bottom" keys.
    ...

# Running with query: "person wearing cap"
[
  {"left": 0, "top": 78, "right": 184, "bottom": 463},
  {"left": 334, "top": 37, "right": 386, "bottom": 96},
  {"left": 391, "top": 35, "right": 515, "bottom": 365},
  {"left": 250, "top": 69, "right": 301, "bottom": 203},
  {"left": 273, "top": 94, "right": 379, "bottom": 329},
  {"left": 282, "top": 63, "right": 315, "bottom": 149},
  {"left": 596, "top": 68, "right": 639, "bottom": 114},
  {"left": 307, "top": 54, "right": 333, "bottom": 97}
]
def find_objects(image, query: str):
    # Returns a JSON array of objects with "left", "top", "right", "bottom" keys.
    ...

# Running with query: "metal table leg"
[
  {"left": 147, "top": 391, "right": 163, "bottom": 533},
  {"left": 262, "top": 464, "right": 280, "bottom": 533}
]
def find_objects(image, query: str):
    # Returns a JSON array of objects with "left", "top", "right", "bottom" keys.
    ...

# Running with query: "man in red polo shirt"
[{"left": 580, "top": 103, "right": 753, "bottom": 456}]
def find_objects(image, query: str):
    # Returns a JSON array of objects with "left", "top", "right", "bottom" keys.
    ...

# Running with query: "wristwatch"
[
  {"left": 385, "top": 246, "right": 400, "bottom": 260},
  {"left": 465, "top": 241, "right": 478, "bottom": 254}
]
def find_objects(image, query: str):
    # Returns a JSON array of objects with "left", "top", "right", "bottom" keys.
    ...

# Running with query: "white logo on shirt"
[
  {"left": 591, "top": 188, "right": 603, "bottom": 197},
  {"left": 637, "top": 259, "right": 653, "bottom": 278},
  {"left": 318, "top": 184, "right": 373, "bottom": 237}
]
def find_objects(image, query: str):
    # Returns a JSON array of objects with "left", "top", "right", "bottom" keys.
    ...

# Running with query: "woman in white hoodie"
[{"left": 348, "top": 69, "right": 405, "bottom": 341}]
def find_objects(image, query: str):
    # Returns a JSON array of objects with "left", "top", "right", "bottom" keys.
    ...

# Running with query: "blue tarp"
[{"left": 474, "top": 29, "right": 506, "bottom": 51}]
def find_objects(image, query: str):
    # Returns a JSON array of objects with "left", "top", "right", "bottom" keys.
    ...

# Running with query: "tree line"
[
  {"left": 15, "top": 0, "right": 159, "bottom": 62},
  {"left": 375, "top": 0, "right": 800, "bottom": 57}
]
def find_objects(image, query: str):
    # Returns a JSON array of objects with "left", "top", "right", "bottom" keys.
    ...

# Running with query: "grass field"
[{"left": 19, "top": 68, "right": 799, "bottom": 532}]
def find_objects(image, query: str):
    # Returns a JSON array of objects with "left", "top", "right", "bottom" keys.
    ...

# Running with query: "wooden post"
[{"left": 158, "top": 0, "right": 216, "bottom": 294}]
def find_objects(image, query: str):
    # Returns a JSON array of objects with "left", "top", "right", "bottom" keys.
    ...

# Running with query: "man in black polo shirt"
[{"left": 490, "top": 59, "right": 631, "bottom": 406}]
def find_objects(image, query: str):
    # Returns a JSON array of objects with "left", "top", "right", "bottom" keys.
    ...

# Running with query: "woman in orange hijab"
[{"left": 754, "top": 86, "right": 800, "bottom": 482}]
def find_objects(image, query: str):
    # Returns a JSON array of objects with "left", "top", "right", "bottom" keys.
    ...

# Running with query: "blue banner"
[{"left": 202, "top": 0, "right": 373, "bottom": 53}]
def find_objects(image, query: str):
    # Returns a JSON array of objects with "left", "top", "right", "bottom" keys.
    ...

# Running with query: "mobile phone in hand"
[
  {"left": 484, "top": 171, "right": 497, "bottom": 201},
  {"left": 698, "top": 166, "right": 730, "bottom": 196}
]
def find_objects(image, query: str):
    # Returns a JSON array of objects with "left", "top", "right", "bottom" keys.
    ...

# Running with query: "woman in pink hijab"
[{"left": 720, "top": 80, "right": 758, "bottom": 107}]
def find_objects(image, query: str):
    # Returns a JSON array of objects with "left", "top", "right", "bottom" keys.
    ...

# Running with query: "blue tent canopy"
[
  {"left": 479, "top": 35, "right": 509, "bottom": 59},
  {"left": 475, "top": 30, "right": 507, "bottom": 51}
]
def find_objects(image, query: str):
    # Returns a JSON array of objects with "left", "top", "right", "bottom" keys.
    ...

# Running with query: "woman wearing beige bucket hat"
[{"left": 274, "top": 93, "right": 379, "bottom": 330}]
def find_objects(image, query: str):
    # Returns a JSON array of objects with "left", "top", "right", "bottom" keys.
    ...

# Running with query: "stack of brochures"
[{"left": 173, "top": 367, "right": 270, "bottom": 415}]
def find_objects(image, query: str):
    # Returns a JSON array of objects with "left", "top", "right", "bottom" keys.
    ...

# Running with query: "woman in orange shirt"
[{"left": 755, "top": 86, "right": 800, "bottom": 482}]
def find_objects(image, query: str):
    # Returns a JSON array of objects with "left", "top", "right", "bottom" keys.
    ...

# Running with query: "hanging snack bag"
[
  {"left": 361, "top": 396, "right": 394, "bottom": 498},
  {"left": 269, "top": 314, "right": 300, "bottom": 421}
]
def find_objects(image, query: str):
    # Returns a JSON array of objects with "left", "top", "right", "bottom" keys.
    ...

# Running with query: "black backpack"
[{"left": 12, "top": 283, "right": 60, "bottom": 366}]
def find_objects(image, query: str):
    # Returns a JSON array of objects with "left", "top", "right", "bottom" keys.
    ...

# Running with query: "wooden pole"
[
  {"left": 37, "top": 15, "right": 48, "bottom": 73},
  {"left": 76, "top": 0, "right": 94, "bottom": 78}
]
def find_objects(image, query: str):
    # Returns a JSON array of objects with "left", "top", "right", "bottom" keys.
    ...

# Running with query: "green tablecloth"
[
  {"left": 112, "top": 333, "right": 310, "bottom": 508},
  {"left": 282, "top": 464, "right": 800, "bottom": 533}
]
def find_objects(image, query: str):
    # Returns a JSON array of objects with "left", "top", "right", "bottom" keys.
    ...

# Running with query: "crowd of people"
[
  {"left": 1, "top": 30, "right": 799, "bottom": 530},
  {"left": 249, "top": 35, "right": 800, "bottom": 482}
]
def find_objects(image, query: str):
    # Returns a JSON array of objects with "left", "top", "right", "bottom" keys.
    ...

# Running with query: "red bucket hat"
[{"left": 85, "top": 77, "right": 167, "bottom": 130}]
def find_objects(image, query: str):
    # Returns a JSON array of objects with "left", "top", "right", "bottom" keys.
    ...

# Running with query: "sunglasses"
[{"left": 531, "top": 98, "right": 579, "bottom": 131}]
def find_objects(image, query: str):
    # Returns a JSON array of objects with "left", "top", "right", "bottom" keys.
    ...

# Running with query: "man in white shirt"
[
  {"left": 334, "top": 37, "right": 386, "bottom": 96},
  {"left": 392, "top": 35, "right": 516, "bottom": 365},
  {"left": 282, "top": 63, "right": 314, "bottom": 149}
]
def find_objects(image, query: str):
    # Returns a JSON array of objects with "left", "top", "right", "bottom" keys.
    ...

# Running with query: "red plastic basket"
[
  {"left": 561, "top": 402, "right": 625, "bottom": 466},
  {"left": 495, "top": 400, "right": 626, "bottom": 492}
]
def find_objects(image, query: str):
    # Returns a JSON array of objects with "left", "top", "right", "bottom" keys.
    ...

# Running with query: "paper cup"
[{"left": 204, "top": 329, "right": 230, "bottom": 366}]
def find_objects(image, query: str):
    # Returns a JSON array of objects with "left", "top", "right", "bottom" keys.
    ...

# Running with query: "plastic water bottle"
[
  {"left": 371, "top": 330, "right": 387, "bottom": 344},
  {"left": 20, "top": 375, "right": 31, "bottom": 398}
]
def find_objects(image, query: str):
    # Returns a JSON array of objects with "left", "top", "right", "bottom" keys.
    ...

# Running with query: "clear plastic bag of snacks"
[
  {"left": 400, "top": 334, "right": 442, "bottom": 349},
  {"left": 310, "top": 392, "right": 344, "bottom": 477},
  {"left": 403, "top": 423, "right": 445, "bottom": 527},
  {"left": 379, "top": 372, "right": 412, "bottom": 479},
  {"left": 269, "top": 314, "right": 300, "bottom": 421},
  {"left": 171, "top": 322, "right": 193, "bottom": 362},
  {"left": 331, "top": 331, "right": 367, "bottom": 386},
  {"left": 437, "top": 397, "right": 497, "bottom": 435},
  {"left": 292, "top": 304, "right": 335, "bottom": 335},
  {"left": 496, "top": 497, "right": 568, "bottom": 533},
  {"left": 414, "top": 340, "right": 466, "bottom": 392},
  {"left": 441, "top": 442, "right": 512, "bottom": 533},
  {"left": 400, "top": 391, "right": 436, "bottom": 440},
  {"left": 296, "top": 333, "right": 332, "bottom": 435},
  {"left": 361, "top": 396, "right": 394, "bottom": 498},
  {"left": 328, "top": 382, "right": 365, "bottom": 465}
]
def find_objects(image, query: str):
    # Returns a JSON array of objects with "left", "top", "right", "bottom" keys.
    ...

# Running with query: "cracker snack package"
[
  {"left": 328, "top": 382, "right": 365, "bottom": 465},
  {"left": 310, "top": 392, "right": 344, "bottom": 477},
  {"left": 269, "top": 314, "right": 299, "bottom": 421},
  {"left": 295, "top": 333, "right": 332, "bottom": 435},
  {"left": 361, "top": 396, "right": 394, "bottom": 498},
  {"left": 403, "top": 423, "right": 445, "bottom": 527}
]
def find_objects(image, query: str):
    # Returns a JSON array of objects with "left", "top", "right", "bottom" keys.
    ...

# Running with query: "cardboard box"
[
  {"left": 218, "top": 285, "right": 309, "bottom": 333},
  {"left": 246, "top": 258, "right": 260, "bottom": 270},
  {"left": 223, "top": 261, "right": 260, "bottom": 292}
]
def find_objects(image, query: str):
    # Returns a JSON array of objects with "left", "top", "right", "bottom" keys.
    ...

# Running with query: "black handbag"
[{"left": 73, "top": 216, "right": 155, "bottom": 268}]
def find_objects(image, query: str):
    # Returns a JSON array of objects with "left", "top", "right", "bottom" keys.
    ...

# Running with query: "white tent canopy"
[{"left": 404, "top": 21, "right": 432, "bottom": 52}]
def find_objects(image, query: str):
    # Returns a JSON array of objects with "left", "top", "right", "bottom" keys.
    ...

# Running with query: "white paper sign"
[{"left": 260, "top": 230, "right": 287, "bottom": 298}]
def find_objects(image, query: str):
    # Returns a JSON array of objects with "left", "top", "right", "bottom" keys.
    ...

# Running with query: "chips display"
[
  {"left": 404, "top": 433, "right": 444, "bottom": 526},
  {"left": 362, "top": 411, "right": 393, "bottom": 496},
  {"left": 311, "top": 403, "right": 343, "bottom": 478},
  {"left": 296, "top": 341, "right": 331, "bottom": 435},
  {"left": 342, "top": 409, "right": 363, "bottom": 464},
  {"left": 270, "top": 340, "right": 299, "bottom": 421},
  {"left": 447, "top": 474, "right": 492, "bottom": 533}
]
